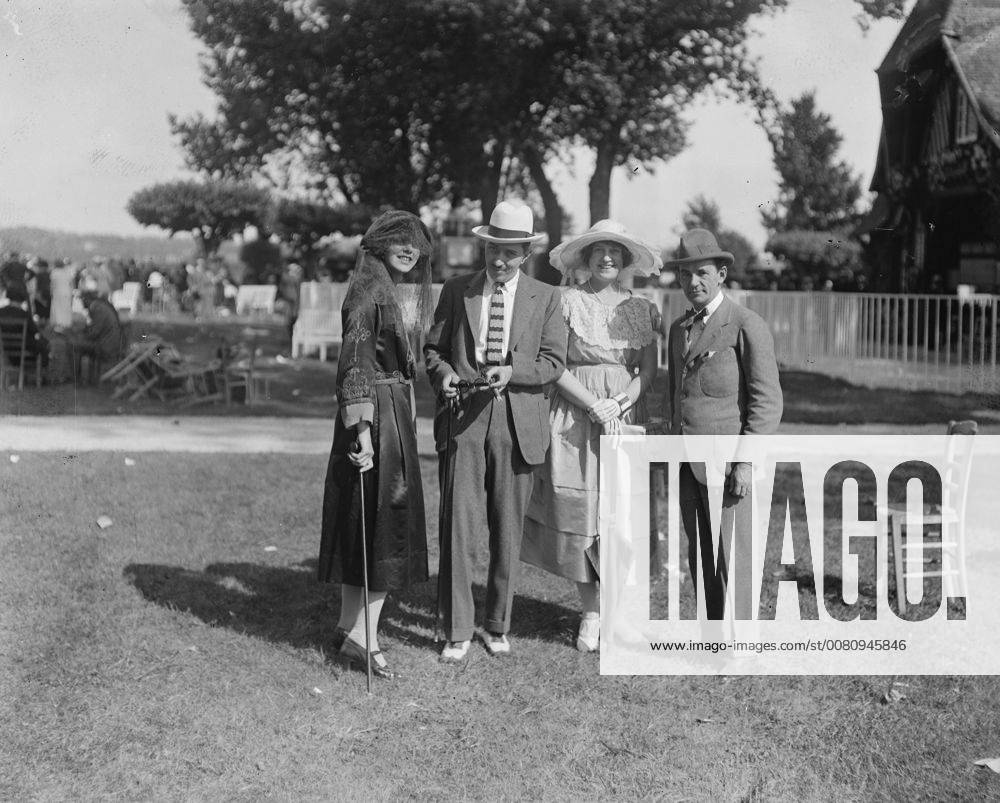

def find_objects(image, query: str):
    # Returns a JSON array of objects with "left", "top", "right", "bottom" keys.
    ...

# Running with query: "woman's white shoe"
[{"left": 576, "top": 616, "right": 600, "bottom": 652}]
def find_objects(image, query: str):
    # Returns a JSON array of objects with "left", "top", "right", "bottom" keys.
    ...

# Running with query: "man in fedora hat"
[
  {"left": 664, "top": 228, "right": 782, "bottom": 621},
  {"left": 424, "top": 200, "right": 567, "bottom": 661}
]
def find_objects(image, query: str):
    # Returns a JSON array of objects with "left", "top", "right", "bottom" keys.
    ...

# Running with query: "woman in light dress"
[
  {"left": 48, "top": 259, "right": 80, "bottom": 330},
  {"left": 521, "top": 220, "right": 661, "bottom": 652}
]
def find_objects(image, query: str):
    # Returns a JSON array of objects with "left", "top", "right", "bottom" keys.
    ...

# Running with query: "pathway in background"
[
  {"left": 0, "top": 416, "right": 434, "bottom": 453},
  {"left": 2, "top": 416, "right": 989, "bottom": 454}
]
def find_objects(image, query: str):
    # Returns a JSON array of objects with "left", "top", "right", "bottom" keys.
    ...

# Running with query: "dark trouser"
[
  {"left": 679, "top": 463, "right": 753, "bottom": 621},
  {"left": 440, "top": 391, "right": 534, "bottom": 642}
]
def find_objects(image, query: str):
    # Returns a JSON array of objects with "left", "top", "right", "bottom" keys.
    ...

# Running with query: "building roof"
[
  {"left": 945, "top": 0, "right": 1000, "bottom": 141},
  {"left": 872, "top": 0, "right": 1000, "bottom": 191},
  {"left": 877, "top": 0, "right": 950, "bottom": 76}
]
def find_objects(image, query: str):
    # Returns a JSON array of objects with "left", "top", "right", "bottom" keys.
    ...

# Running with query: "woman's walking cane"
[{"left": 353, "top": 441, "right": 373, "bottom": 695}]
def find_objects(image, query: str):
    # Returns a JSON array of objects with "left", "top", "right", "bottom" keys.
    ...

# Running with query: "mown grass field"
[
  {"left": 4, "top": 312, "right": 1000, "bottom": 798},
  {"left": 3, "top": 444, "right": 1000, "bottom": 800}
]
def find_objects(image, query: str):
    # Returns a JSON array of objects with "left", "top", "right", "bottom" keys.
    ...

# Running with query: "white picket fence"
[
  {"left": 636, "top": 288, "right": 1000, "bottom": 393},
  {"left": 292, "top": 281, "right": 1000, "bottom": 393}
]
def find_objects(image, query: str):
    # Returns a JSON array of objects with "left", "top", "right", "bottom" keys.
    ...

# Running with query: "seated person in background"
[
  {"left": 0, "top": 283, "right": 49, "bottom": 368},
  {"left": 68, "top": 281, "right": 126, "bottom": 375},
  {"left": 0, "top": 257, "right": 34, "bottom": 307},
  {"left": 31, "top": 259, "right": 51, "bottom": 322}
]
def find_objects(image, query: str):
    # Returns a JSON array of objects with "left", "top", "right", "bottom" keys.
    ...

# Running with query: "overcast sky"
[{"left": 0, "top": 0, "right": 905, "bottom": 251}]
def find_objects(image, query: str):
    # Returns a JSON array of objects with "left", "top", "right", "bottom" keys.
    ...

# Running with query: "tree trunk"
[
  {"left": 478, "top": 146, "right": 503, "bottom": 226},
  {"left": 588, "top": 139, "right": 617, "bottom": 225},
  {"left": 523, "top": 146, "right": 564, "bottom": 286},
  {"left": 193, "top": 229, "right": 212, "bottom": 260}
]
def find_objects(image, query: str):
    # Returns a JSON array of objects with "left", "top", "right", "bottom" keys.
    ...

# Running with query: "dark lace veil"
[{"left": 344, "top": 210, "right": 434, "bottom": 335}]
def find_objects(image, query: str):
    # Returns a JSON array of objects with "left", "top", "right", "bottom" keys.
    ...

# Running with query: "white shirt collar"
[
  {"left": 483, "top": 268, "right": 521, "bottom": 296},
  {"left": 699, "top": 290, "right": 724, "bottom": 321}
]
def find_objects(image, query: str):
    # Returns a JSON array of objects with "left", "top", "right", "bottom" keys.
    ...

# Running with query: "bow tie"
[{"left": 683, "top": 308, "right": 707, "bottom": 328}]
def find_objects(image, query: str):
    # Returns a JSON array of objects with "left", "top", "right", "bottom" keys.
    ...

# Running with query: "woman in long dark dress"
[{"left": 318, "top": 210, "right": 433, "bottom": 679}]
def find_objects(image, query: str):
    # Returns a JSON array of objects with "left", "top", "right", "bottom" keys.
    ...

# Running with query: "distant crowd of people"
[
  {"left": 0, "top": 252, "right": 132, "bottom": 383},
  {"left": 0, "top": 250, "right": 314, "bottom": 386}
]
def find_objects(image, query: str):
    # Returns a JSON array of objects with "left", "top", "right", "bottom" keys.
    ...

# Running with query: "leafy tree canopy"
[
  {"left": 271, "top": 197, "right": 372, "bottom": 274},
  {"left": 762, "top": 92, "right": 864, "bottom": 233},
  {"left": 127, "top": 180, "right": 271, "bottom": 258},
  {"left": 766, "top": 229, "right": 862, "bottom": 286},
  {"left": 174, "top": 1, "right": 785, "bottom": 243},
  {"left": 172, "top": 0, "right": 901, "bottom": 263},
  {"left": 678, "top": 194, "right": 758, "bottom": 279},
  {"left": 238, "top": 238, "right": 284, "bottom": 285}
]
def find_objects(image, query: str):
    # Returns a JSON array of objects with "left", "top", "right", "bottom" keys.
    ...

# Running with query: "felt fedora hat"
[
  {"left": 471, "top": 201, "right": 545, "bottom": 244},
  {"left": 549, "top": 219, "right": 662, "bottom": 278},
  {"left": 664, "top": 228, "right": 734, "bottom": 268}
]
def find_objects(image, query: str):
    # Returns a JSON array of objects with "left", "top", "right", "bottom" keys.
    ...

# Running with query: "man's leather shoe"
[
  {"left": 480, "top": 631, "right": 511, "bottom": 656},
  {"left": 440, "top": 640, "right": 471, "bottom": 662}
]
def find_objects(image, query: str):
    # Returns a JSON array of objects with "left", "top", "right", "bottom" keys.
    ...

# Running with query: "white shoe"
[
  {"left": 440, "top": 640, "right": 471, "bottom": 662},
  {"left": 480, "top": 631, "right": 511, "bottom": 656},
  {"left": 576, "top": 617, "right": 600, "bottom": 653}
]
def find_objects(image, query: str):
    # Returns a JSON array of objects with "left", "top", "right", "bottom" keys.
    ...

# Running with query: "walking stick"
[
  {"left": 435, "top": 395, "right": 457, "bottom": 643},
  {"left": 435, "top": 378, "right": 488, "bottom": 643},
  {"left": 353, "top": 440, "right": 373, "bottom": 695}
]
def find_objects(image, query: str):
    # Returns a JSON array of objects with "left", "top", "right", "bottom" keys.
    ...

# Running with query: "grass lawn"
[
  {"left": 3, "top": 447, "right": 1000, "bottom": 800},
  {"left": 3, "top": 312, "right": 1000, "bottom": 798}
]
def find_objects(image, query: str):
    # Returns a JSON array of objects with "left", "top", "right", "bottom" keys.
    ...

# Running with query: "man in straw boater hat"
[
  {"left": 664, "top": 228, "right": 782, "bottom": 625},
  {"left": 424, "top": 200, "right": 567, "bottom": 661}
]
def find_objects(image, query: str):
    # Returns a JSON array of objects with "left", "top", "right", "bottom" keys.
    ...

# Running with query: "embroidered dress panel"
[{"left": 486, "top": 281, "right": 506, "bottom": 365}]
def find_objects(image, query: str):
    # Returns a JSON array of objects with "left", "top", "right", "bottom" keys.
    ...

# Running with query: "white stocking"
[{"left": 343, "top": 586, "right": 387, "bottom": 655}]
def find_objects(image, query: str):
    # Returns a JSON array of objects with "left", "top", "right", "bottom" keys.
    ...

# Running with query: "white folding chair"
[{"left": 889, "top": 419, "right": 977, "bottom": 614}]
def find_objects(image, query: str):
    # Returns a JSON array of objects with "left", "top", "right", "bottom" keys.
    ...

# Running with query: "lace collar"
[{"left": 562, "top": 285, "right": 658, "bottom": 350}]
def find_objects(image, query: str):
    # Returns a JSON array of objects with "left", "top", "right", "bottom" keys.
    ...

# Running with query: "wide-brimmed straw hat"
[
  {"left": 471, "top": 201, "right": 545, "bottom": 244},
  {"left": 663, "top": 228, "right": 734, "bottom": 268},
  {"left": 549, "top": 219, "right": 662, "bottom": 277}
]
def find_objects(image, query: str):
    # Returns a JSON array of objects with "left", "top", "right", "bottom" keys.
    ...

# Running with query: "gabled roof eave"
[{"left": 941, "top": 31, "right": 1000, "bottom": 150}]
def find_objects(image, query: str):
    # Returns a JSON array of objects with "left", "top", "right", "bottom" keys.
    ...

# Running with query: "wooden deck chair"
[
  {"left": 146, "top": 344, "right": 215, "bottom": 403},
  {"left": 100, "top": 339, "right": 162, "bottom": 400},
  {"left": 889, "top": 419, "right": 977, "bottom": 614},
  {"left": 181, "top": 340, "right": 256, "bottom": 407},
  {"left": 222, "top": 342, "right": 255, "bottom": 404},
  {"left": 103, "top": 339, "right": 163, "bottom": 400},
  {"left": 101, "top": 337, "right": 160, "bottom": 383},
  {"left": 0, "top": 316, "right": 43, "bottom": 391}
]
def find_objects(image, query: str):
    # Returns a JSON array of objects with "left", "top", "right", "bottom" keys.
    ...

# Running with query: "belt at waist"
[
  {"left": 373, "top": 372, "right": 411, "bottom": 385},
  {"left": 567, "top": 362, "right": 633, "bottom": 371}
]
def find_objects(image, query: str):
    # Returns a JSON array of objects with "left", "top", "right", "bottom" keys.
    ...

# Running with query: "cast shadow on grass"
[
  {"left": 778, "top": 370, "right": 999, "bottom": 425},
  {"left": 123, "top": 561, "right": 577, "bottom": 658}
]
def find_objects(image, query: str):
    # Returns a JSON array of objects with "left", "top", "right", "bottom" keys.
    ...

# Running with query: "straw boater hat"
[
  {"left": 549, "top": 219, "right": 662, "bottom": 278},
  {"left": 471, "top": 201, "right": 545, "bottom": 244},
  {"left": 663, "top": 228, "right": 734, "bottom": 269}
]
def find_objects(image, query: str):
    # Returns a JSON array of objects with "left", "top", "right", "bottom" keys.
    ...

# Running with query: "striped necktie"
[
  {"left": 683, "top": 308, "right": 707, "bottom": 355},
  {"left": 486, "top": 281, "right": 506, "bottom": 366}
]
